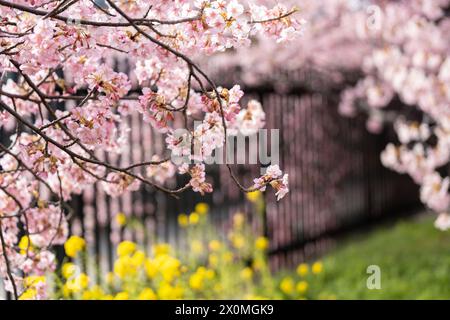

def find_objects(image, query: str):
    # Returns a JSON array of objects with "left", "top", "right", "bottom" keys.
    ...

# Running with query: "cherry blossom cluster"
[
  {"left": 206, "top": 0, "right": 450, "bottom": 230},
  {"left": 336, "top": 1, "right": 450, "bottom": 229},
  {"left": 0, "top": 0, "right": 302, "bottom": 298}
]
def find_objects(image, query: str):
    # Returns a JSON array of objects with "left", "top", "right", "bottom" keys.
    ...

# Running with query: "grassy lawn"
[{"left": 315, "top": 214, "right": 450, "bottom": 299}]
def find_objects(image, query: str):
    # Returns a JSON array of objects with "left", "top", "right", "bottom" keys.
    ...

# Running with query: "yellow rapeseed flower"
[
  {"left": 280, "top": 277, "right": 294, "bottom": 295},
  {"left": 152, "top": 243, "right": 171, "bottom": 257},
  {"left": 138, "top": 288, "right": 157, "bottom": 300},
  {"left": 66, "top": 273, "right": 89, "bottom": 293},
  {"left": 178, "top": 213, "right": 189, "bottom": 227},
  {"left": 19, "top": 288, "right": 37, "bottom": 300},
  {"left": 209, "top": 240, "right": 222, "bottom": 251},
  {"left": 223, "top": 251, "right": 233, "bottom": 263},
  {"left": 255, "top": 237, "right": 269, "bottom": 250},
  {"left": 117, "top": 240, "right": 137, "bottom": 257},
  {"left": 105, "top": 272, "right": 115, "bottom": 284},
  {"left": 208, "top": 253, "right": 219, "bottom": 267},
  {"left": 145, "top": 258, "right": 158, "bottom": 279},
  {"left": 189, "top": 212, "right": 200, "bottom": 225},
  {"left": 312, "top": 261, "right": 323, "bottom": 274},
  {"left": 18, "top": 236, "right": 32, "bottom": 254},
  {"left": 245, "top": 294, "right": 268, "bottom": 300},
  {"left": 189, "top": 273, "right": 204, "bottom": 290},
  {"left": 114, "top": 256, "right": 137, "bottom": 279},
  {"left": 82, "top": 285, "right": 105, "bottom": 300},
  {"left": 191, "top": 240, "right": 204, "bottom": 254},
  {"left": 240, "top": 267, "right": 253, "bottom": 280},
  {"left": 115, "top": 212, "right": 127, "bottom": 226},
  {"left": 158, "top": 282, "right": 183, "bottom": 299},
  {"left": 246, "top": 191, "right": 262, "bottom": 203},
  {"left": 195, "top": 202, "right": 209, "bottom": 215},
  {"left": 64, "top": 235, "right": 85, "bottom": 258},
  {"left": 153, "top": 254, "right": 181, "bottom": 282},
  {"left": 296, "top": 281, "right": 308, "bottom": 294},
  {"left": 252, "top": 257, "right": 265, "bottom": 271},
  {"left": 231, "top": 234, "right": 245, "bottom": 249},
  {"left": 213, "top": 283, "right": 223, "bottom": 293},
  {"left": 114, "top": 292, "right": 129, "bottom": 300},
  {"left": 296, "top": 263, "right": 309, "bottom": 277},
  {"left": 62, "top": 283, "right": 71, "bottom": 298},
  {"left": 205, "top": 269, "right": 215, "bottom": 280},
  {"left": 24, "top": 275, "right": 46, "bottom": 287},
  {"left": 131, "top": 250, "right": 146, "bottom": 267},
  {"left": 233, "top": 213, "right": 245, "bottom": 229},
  {"left": 62, "top": 262, "right": 77, "bottom": 279}
]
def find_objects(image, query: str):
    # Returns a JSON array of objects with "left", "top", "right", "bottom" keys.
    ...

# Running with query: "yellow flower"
[
  {"left": 205, "top": 269, "right": 215, "bottom": 280},
  {"left": 105, "top": 272, "right": 115, "bottom": 284},
  {"left": 152, "top": 243, "right": 171, "bottom": 257},
  {"left": 114, "top": 256, "right": 137, "bottom": 279},
  {"left": 178, "top": 213, "right": 189, "bottom": 227},
  {"left": 148, "top": 254, "right": 181, "bottom": 282},
  {"left": 66, "top": 273, "right": 89, "bottom": 293},
  {"left": 62, "top": 262, "right": 77, "bottom": 279},
  {"left": 117, "top": 240, "right": 136, "bottom": 257},
  {"left": 233, "top": 213, "right": 245, "bottom": 229},
  {"left": 76, "top": 273, "right": 89, "bottom": 289},
  {"left": 191, "top": 240, "right": 204, "bottom": 254},
  {"left": 131, "top": 250, "right": 146, "bottom": 267},
  {"left": 189, "top": 273, "right": 204, "bottom": 290},
  {"left": 296, "top": 263, "right": 309, "bottom": 277},
  {"left": 64, "top": 236, "right": 85, "bottom": 258},
  {"left": 195, "top": 202, "right": 209, "bottom": 215},
  {"left": 115, "top": 212, "right": 127, "bottom": 226},
  {"left": 209, "top": 240, "right": 222, "bottom": 251},
  {"left": 18, "top": 236, "right": 32, "bottom": 254},
  {"left": 82, "top": 285, "right": 105, "bottom": 300},
  {"left": 312, "top": 261, "right": 323, "bottom": 274},
  {"left": 246, "top": 191, "right": 262, "bottom": 203},
  {"left": 252, "top": 257, "right": 265, "bottom": 271},
  {"left": 24, "top": 275, "right": 46, "bottom": 287},
  {"left": 296, "top": 281, "right": 308, "bottom": 294},
  {"left": 255, "top": 237, "right": 269, "bottom": 250},
  {"left": 145, "top": 258, "right": 158, "bottom": 279},
  {"left": 158, "top": 282, "right": 183, "bottom": 299},
  {"left": 208, "top": 254, "right": 219, "bottom": 267},
  {"left": 62, "top": 283, "right": 71, "bottom": 298},
  {"left": 138, "top": 288, "right": 157, "bottom": 300},
  {"left": 280, "top": 277, "right": 294, "bottom": 295},
  {"left": 114, "top": 292, "right": 129, "bottom": 300},
  {"left": 213, "top": 283, "right": 223, "bottom": 293},
  {"left": 245, "top": 294, "right": 268, "bottom": 300},
  {"left": 19, "top": 288, "right": 37, "bottom": 300},
  {"left": 82, "top": 291, "right": 92, "bottom": 300},
  {"left": 189, "top": 212, "right": 200, "bottom": 225},
  {"left": 231, "top": 234, "right": 245, "bottom": 249},
  {"left": 240, "top": 267, "right": 253, "bottom": 280},
  {"left": 223, "top": 252, "right": 233, "bottom": 263}
]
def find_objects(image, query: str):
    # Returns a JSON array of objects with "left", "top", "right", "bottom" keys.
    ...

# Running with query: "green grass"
[{"left": 315, "top": 214, "right": 450, "bottom": 299}]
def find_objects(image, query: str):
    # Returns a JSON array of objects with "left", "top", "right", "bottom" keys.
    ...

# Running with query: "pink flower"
[
  {"left": 253, "top": 165, "right": 289, "bottom": 201},
  {"left": 146, "top": 156, "right": 176, "bottom": 185},
  {"left": 187, "top": 163, "right": 213, "bottom": 195},
  {"left": 434, "top": 213, "right": 450, "bottom": 231},
  {"left": 102, "top": 172, "right": 141, "bottom": 197},
  {"left": 420, "top": 172, "right": 450, "bottom": 212}
]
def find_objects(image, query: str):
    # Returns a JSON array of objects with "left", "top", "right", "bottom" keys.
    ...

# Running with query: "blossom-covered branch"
[{"left": 0, "top": 0, "right": 302, "bottom": 299}]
